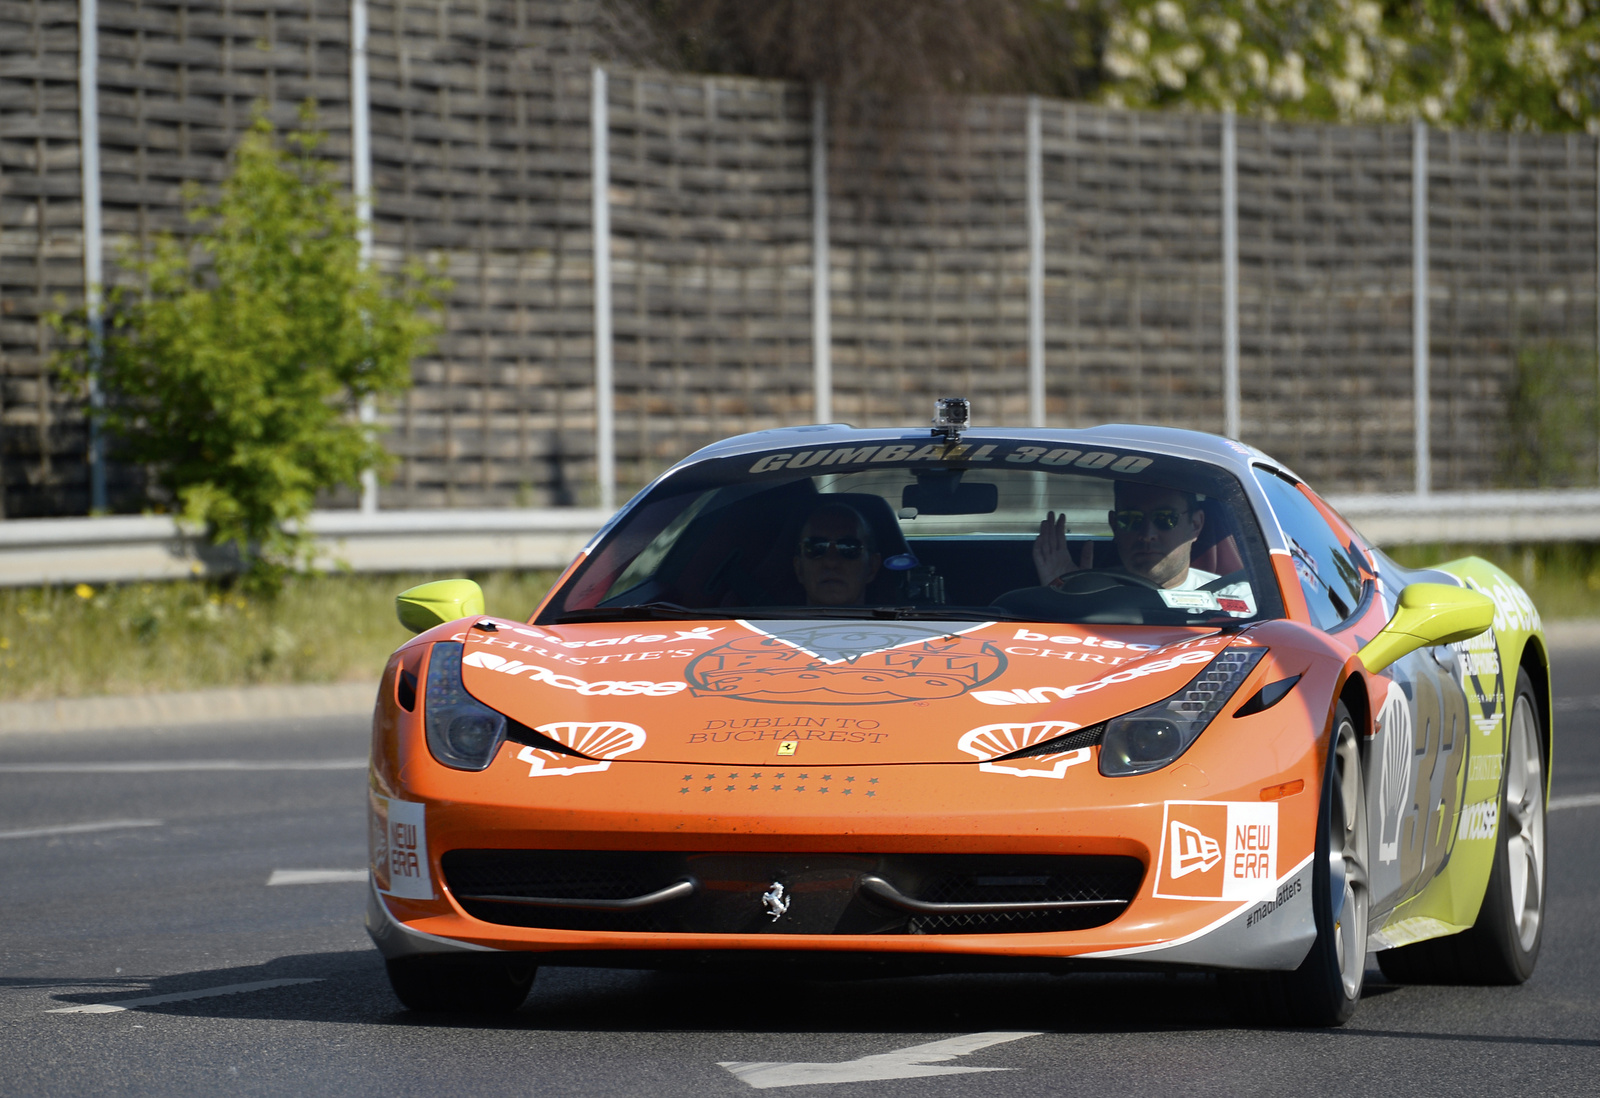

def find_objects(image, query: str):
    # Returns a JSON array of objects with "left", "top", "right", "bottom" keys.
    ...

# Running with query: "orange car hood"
[{"left": 450, "top": 617, "right": 1249, "bottom": 767}]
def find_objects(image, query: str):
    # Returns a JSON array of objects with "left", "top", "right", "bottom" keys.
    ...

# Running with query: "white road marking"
[
  {"left": 0, "top": 759, "right": 366, "bottom": 774},
  {"left": 267, "top": 869, "right": 367, "bottom": 885},
  {"left": 0, "top": 819, "right": 161, "bottom": 840},
  {"left": 718, "top": 1031, "right": 1043, "bottom": 1089},
  {"left": 48, "top": 978, "right": 322, "bottom": 1014},
  {"left": 1549, "top": 793, "right": 1600, "bottom": 811}
]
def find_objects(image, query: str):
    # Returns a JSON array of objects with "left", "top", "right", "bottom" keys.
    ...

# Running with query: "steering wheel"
[{"left": 1051, "top": 568, "right": 1163, "bottom": 594}]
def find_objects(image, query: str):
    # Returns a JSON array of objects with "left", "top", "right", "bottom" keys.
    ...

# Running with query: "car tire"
[
  {"left": 1227, "top": 703, "right": 1369, "bottom": 1027},
  {"left": 384, "top": 953, "right": 537, "bottom": 1013},
  {"left": 1376, "top": 668, "right": 1546, "bottom": 986}
]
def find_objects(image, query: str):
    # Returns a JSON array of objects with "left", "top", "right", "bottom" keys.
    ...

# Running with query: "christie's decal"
[
  {"left": 1154, "top": 800, "right": 1279, "bottom": 902},
  {"left": 686, "top": 625, "right": 1004, "bottom": 705},
  {"left": 957, "top": 721, "right": 1091, "bottom": 779},
  {"left": 369, "top": 794, "right": 432, "bottom": 900},
  {"left": 517, "top": 721, "right": 646, "bottom": 776}
]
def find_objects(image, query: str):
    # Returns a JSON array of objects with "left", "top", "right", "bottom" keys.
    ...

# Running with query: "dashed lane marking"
[
  {"left": 718, "top": 1031, "right": 1044, "bottom": 1089},
  {"left": 1549, "top": 793, "right": 1600, "bottom": 811},
  {"left": 0, "top": 819, "right": 161, "bottom": 840},
  {"left": 48, "top": 978, "right": 323, "bottom": 1014},
  {"left": 267, "top": 869, "right": 367, "bottom": 885},
  {"left": 0, "top": 759, "right": 366, "bottom": 774}
]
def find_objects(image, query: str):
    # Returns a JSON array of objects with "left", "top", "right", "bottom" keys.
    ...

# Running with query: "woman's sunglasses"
[
  {"left": 1112, "top": 508, "right": 1189, "bottom": 532},
  {"left": 799, "top": 536, "right": 866, "bottom": 560}
]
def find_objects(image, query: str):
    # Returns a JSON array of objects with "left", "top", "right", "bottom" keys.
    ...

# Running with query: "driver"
[
  {"left": 793, "top": 503, "right": 882, "bottom": 606},
  {"left": 1030, "top": 481, "right": 1255, "bottom": 616},
  {"left": 1033, "top": 481, "right": 1212, "bottom": 591}
]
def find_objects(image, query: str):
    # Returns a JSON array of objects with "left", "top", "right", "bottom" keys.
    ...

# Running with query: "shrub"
[{"left": 57, "top": 105, "right": 445, "bottom": 589}]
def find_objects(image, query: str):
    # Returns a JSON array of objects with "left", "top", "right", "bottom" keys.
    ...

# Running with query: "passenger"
[
  {"left": 1033, "top": 481, "right": 1217, "bottom": 592},
  {"left": 793, "top": 504, "right": 882, "bottom": 606}
]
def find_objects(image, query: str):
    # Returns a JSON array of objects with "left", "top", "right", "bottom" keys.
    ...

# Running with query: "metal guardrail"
[
  {"left": 0, "top": 491, "right": 1595, "bottom": 587},
  {"left": 0, "top": 509, "right": 612, "bottom": 587}
]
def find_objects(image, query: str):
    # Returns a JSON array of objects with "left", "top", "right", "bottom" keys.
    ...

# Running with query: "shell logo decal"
[
  {"left": 957, "top": 721, "right": 1092, "bottom": 779},
  {"left": 517, "top": 721, "right": 647, "bottom": 777}
]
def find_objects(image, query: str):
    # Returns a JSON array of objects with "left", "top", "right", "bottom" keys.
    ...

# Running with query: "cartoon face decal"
[{"left": 685, "top": 624, "right": 1005, "bottom": 705}]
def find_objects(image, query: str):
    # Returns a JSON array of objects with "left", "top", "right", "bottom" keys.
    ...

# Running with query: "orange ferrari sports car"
[{"left": 367, "top": 403, "right": 1549, "bottom": 1026}]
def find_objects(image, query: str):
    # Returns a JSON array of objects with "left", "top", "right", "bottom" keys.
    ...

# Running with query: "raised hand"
[{"left": 1033, "top": 511, "right": 1093, "bottom": 586}]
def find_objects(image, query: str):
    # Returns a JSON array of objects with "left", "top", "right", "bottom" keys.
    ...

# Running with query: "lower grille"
[{"left": 441, "top": 851, "right": 1143, "bottom": 936}]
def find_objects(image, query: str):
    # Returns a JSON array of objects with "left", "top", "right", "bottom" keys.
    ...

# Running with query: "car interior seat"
[{"left": 741, "top": 491, "right": 913, "bottom": 606}]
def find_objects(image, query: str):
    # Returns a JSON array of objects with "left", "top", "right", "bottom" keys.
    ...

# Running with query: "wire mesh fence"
[{"left": 2, "top": 0, "right": 1597, "bottom": 517}]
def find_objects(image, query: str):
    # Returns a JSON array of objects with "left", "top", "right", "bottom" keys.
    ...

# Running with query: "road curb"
[{"left": 0, "top": 681, "right": 376, "bottom": 736}]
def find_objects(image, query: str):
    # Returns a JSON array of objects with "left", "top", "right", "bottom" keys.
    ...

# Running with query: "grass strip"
[
  {"left": 0, "top": 570, "right": 556, "bottom": 703},
  {"left": 2, "top": 543, "right": 1594, "bottom": 703}
]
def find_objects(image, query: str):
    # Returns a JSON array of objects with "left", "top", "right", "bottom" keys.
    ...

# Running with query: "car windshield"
[{"left": 539, "top": 437, "right": 1283, "bottom": 627}]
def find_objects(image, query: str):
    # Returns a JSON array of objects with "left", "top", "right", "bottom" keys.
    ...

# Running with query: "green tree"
[
  {"left": 1096, "top": 0, "right": 1600, "bottom": 132},
  {"left": 59, "top": 107, "right": 444, "bottom": 588}
]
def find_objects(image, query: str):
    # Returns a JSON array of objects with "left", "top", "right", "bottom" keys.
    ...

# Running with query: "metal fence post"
[
  {"left": 80, "top": 0, "right": 105, "bottom": 514},
  {"left": 811, "top": 87, "right": 831, "bottom": 424},
  {"left": 351, "top": 0, "right": 378, "bottom": 514},
  {"left": 1414, "top": 120, "right": 1430, "bottom": 497},
  {"left": 592, "top": 66, "right": 615, "bottom": 513},
  {"left": 1027, "top": 96, "right": 1045, "bottom": 428},
  {"left": 1222, "top": 110, "right": 1239, "bottom": 441}
]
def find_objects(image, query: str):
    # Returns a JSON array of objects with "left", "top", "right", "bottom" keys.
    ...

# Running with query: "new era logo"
[
  {"left": 1154, "top": 801, "right": 1279, "bottom": 902},
  {"left": 1169, "top": 820, "right": 1222, "bottom": 877}
]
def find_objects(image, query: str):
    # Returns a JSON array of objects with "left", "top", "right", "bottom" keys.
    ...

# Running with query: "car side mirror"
[
  {"left": 1356, "top": 582, "right": 1496, "bottom": 674},
  {"left": 396, "top": 579, "right": 486, "bottom": 634}
]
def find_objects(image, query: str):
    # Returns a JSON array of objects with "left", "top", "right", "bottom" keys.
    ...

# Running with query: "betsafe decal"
[
  {"left": 957, "top": 722, "right": 1091, "bottom": 779},
  {"left": 1154, "top": 801, "right": 1279, "bottom": 902},
  {"left": 686, "top": 623, "right": 1005, "bottom": 705},
  {"left": 972, "top": 646, "right": 1220, "bottom": 706}
]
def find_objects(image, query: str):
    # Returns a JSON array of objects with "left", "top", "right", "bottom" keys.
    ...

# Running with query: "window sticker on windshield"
[
  {"left": 1159, "top": 589, "right": 1220, "bottom": 611},
  {"left": 746, "top": 443, "right": 1151, "bottom": 474}
]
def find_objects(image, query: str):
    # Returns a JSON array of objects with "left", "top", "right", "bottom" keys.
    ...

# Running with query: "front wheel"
[
  {"left": 1227, "top": 705, "right": 1370, "bottom": 1027},
  {"left": 1377, "top": 668, "right": 1546, "bottom": 985},
  {"left": 385, "top": 953, "right": 537, "bottom": 1013}
]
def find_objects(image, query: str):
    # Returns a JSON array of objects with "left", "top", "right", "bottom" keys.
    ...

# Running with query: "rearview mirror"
[
  {"left": 901, "top": 481, "right": 998, "bottom": 516},
  {"left": 1356, "top": 582, "right": 1495, "bottom": 674},
  {"left": 396, "top": 579, "right": 486, "bottom": 634}
]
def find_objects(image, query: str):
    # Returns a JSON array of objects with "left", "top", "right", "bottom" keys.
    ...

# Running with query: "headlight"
[
  {"left": 423, "top": 641, "right": 508, "bottom": 770},
  {"left": 1098, "top": 647, "right": 1266, "bottom": 777}
]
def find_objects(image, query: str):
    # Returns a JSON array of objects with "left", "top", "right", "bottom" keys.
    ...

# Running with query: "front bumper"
[{"left": 366, "top": 748, "right": 1322, "bottom": 973}]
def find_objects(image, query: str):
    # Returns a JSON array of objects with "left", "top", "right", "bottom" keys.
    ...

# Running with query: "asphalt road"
[{"left": 3, "top": 648, "right": 1599, "bottom": 1097}]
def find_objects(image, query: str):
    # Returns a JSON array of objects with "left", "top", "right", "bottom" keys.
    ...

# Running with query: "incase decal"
[
  {"left": 1154, "top": 801, "right": 1279, "bottom": 902},
  {"left": 463, "top": 649, "right": 688, "bottom": 696},
  {"left": 369, "top": 794, "right": 433, "bottom": 900},
  {"left": 958, "top": 721, "right": 1092, "bottom": 779},
  {"left": 517, "top": 721, "right": 646, "bottom": 776},
  {"left": 1457, "top": 798, "right": 1499, "bottom": 841}
]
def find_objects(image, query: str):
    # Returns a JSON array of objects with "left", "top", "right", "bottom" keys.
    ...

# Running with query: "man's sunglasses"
[
  {"left": 799, "top": 536, "right": 866, "bottom": 560},
  {"left": 1112, "top": 508, "right": 1189, "bottom": 532}
]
